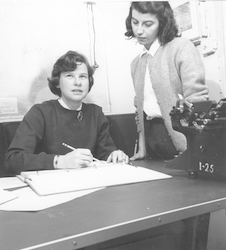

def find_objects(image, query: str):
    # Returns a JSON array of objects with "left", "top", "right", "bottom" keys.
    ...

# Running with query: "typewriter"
[{"left": 165, "top": 95, "right": 226, "bottom": 181}]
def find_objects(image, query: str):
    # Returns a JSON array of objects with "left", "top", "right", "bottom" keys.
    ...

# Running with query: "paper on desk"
[
  {"left": 0, "top": 189, "right": 18, "bottom": 205},
  {"left": 18, "top": 164, "right": 172, "bottom": 196},
  {"left": 0, "top": 186, "right": 103, "bottom": 211},
  {"left": 0, "top": 176, "right": 27, "bottom": 190}
]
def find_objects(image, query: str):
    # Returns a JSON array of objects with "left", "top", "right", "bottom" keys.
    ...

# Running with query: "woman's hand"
[
  {"left": 107, "top": 150, "right": 129, "bottom": 164},
  {"left": 130, "top": 132, "right": 145, "bottom": 161},
  {"left": 56, "top": 148, "right": 93, "bottom": 169},
  {"left": 130, "top": 149, "right": 145, "bottom": 161}
]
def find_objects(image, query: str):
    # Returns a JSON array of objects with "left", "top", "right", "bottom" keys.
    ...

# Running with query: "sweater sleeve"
[
  {"left": 131, "top": 57, "right": 143, "bottom": 133},
  {"left": 177, "top": 39, "right": 209, "bottom": 102},
  {"left": 4, "top": 105, "right": 55, "bottom": 174}
]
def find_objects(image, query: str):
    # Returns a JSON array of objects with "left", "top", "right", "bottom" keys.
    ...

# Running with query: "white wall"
[
  {"left": 171, "top": 1, "right": 226, "bottom": 102},
  {"left": 199, "top": 1, "right": 226, "bottom": 101},
  {"left": 0, "top": 0, "right": 141, "bottom": 121},
  {"left": 0, "top": 0, "right": 226, "bottom": 122},
  {"left": 90, "top": 2, "right": 142, "bottom": 114}
]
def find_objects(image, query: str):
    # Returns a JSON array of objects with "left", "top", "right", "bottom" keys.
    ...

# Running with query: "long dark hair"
[
  {"left": 125, "top": 2, "right": 179, "bottom": 45},
  {"left": 48, "top": 51, "right": 94, "bottom": 97}
]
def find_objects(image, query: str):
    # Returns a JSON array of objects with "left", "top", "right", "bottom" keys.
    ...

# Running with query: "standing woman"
[{"left": 125, "top": 2, "right": 209, "bottom": 160}]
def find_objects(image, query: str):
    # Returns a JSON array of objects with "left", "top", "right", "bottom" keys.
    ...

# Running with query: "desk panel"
[{"left": 1, "top": 160, "right": 226, "bottom": 250}]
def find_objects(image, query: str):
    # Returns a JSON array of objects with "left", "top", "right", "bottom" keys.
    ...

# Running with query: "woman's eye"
[
  {"left": 132, "top": 20, "right": 138, "bottom": 25},
  {"left": 145, "top": 22, "right": 153, "bottom": 28},
  {"left": 66, "top": 74, "right": 73, "bottom": 78},
  {"left": 80, "top": 75, "right": 88, "bottom": 79}
]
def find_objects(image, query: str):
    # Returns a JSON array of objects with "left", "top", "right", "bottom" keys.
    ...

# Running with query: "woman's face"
[
  {"left": 58, "top": 63, "right": 89, "bottom": 110},
  {"left": 131, "top": 8, "right": 159, "bottom": 50}
]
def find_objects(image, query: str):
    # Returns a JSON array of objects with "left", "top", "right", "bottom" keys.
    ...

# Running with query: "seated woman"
[{"left": 5, "top": 51, "right": 129, "bottom": 174}]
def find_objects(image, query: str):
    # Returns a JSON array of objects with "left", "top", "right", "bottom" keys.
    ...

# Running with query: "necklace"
[
  {"left": 58, "top": 99, "right": 83, "bottom": 121},
  {"left": 77, "top": 110, "right": 83, "bottom": 121}
]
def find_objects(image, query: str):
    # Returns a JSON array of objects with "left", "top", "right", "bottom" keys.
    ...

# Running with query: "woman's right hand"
[
  {"left": 56, "top": 148, "right": 93, "bottom": 169},
  {"left": 130, "top": 149, "right": 145, "bottom": 161},
  {"left": 130, "top": 132, "right": 145, "bottom": 161}
]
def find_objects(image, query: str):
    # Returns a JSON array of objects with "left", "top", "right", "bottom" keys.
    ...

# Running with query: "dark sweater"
[{"left": 5, "top": 100, "right": 117, "bottom": 174}]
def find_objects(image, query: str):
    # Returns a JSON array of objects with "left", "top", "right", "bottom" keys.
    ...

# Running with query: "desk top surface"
[{"left": 1, "top": 160, "right": 226, "bottom": 250}]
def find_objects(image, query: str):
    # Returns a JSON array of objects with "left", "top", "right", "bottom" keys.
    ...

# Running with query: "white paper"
[
  {"left": 19, "top": 164, "right": 172, "bottom": 196},
  {"left": 0, "top": 189, "right": 18, "bottom": 205},
  {"left": 0, "top": 97, "right": 18, "bottom": 115},
  {"left": 0, "top": 176, "right": 27, "bottom": 190},
  {"left": 0, "top": 186, "right": 103, "bottom": 211},
  {"left": 0, "top": 164, "right": 172, "bottom": 211}
]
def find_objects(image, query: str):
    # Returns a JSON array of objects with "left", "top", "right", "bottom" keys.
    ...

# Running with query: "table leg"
[{"left": 207, "top": 209, "right": 226, "bottom": 250}]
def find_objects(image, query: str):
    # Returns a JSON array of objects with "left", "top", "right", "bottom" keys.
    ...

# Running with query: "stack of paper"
[{"left": 18, "top": 163, "right": 172, "bottom": 196}]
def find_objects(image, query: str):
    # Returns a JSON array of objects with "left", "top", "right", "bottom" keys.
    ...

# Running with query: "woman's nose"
[
  {"left": 74, "top": 76, "right": 81, "bottom": 85},
  {"left": 137, "top": 24, "right": 144, "bottom": 35}
]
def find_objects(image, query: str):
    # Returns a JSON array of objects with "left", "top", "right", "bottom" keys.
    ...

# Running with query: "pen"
[
  {"left": 62, "top": 143, "right": 102, "bottom": 163},
  {"left": 134, "top": 139, "right": 138, "bottom": 155}
]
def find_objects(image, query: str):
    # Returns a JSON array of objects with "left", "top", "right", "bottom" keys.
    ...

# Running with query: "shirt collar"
[
  {"left": 58, "top": 98, "right": 82, "bottom": 111},
  {"left": 140, "top": 39, "right": 160, "bottom": 57}
]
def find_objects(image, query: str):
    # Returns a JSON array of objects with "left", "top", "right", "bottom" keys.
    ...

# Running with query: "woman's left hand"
[{"left": 107, "top": 150, "right": 129, "bottom": 164}]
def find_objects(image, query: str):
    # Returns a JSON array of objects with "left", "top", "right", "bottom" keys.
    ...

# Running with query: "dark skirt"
[{"left": 144, "top": 114, "right": 179, "bottom": 160}]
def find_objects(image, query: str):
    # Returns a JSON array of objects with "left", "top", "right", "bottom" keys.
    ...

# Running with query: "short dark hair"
[
  {"left": 48, "top": 51, "right": 94, "bottom": 97},
  {"left": 125, "top": 1, "right": 179, "bottom": 45}
]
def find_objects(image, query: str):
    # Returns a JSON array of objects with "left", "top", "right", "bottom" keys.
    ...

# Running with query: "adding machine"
[{"left": 165, "top": 95, "right": 226, "bottom": 181}]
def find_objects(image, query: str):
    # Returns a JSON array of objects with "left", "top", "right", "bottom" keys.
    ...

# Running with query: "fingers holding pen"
[
  {"left": 58, "top": 143, "right": 130, "bottom": 167},
  {"left": 75, "top": 148, "right": 93, "bottom": 167},
  {"left": 57, "top": 148, "right": 93, "bottom": 169}
]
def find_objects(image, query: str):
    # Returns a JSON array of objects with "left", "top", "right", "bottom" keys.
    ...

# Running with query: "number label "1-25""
[{"left": 199, "top": 162, "right": 214, "bottom": 173}]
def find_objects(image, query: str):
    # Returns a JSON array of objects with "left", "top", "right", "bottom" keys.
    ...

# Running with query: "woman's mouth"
[
  {"left": 137, "top": 36, "right": 146, "bottom": 42},
  {"left": 72, "top": 89, "right": 82, "bottom": 93}
]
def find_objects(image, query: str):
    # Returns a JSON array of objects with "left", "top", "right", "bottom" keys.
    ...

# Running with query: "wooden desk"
[{"left": 1, "top": 160, "right": 226, "bottom": 250}]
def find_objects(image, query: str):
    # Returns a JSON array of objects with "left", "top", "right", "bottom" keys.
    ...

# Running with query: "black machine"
[{"left": 165, "top": 96, "right": 226, "bottom": 181}]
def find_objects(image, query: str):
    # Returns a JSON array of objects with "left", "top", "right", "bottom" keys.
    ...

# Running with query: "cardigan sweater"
[
  {"left": 5, "top": 100, "right": 117, "bottom": 174},
  {"left": 131, "top": 37, "right": 209, "bottom": 155}
]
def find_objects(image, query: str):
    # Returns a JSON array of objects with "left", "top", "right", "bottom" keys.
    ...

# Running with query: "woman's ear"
[{"left": 89, "top": 76, "right": 94, "bottom": 91}]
